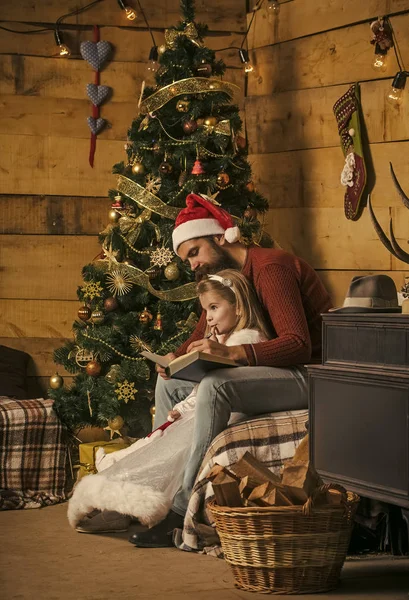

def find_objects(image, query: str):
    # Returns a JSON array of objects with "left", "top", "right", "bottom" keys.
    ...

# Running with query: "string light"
[
  {"left": 372, "top": 49, "right": 388, "bottom": 72},
  {"left": 147, "top": 46, "right": 159, "bottom": 73},
  {"left": 387, "top": 71, "right": 407, "bottom": 106},
  {"left": 54, "top": 29, "right": 71, "bottom": 57},
  {"left": 238, "top": 49, "right": 254, "bottom": 74},
  {"left": 117, "top": 0, "right": 137, "bottom": 20},
  {"left": 266, "top": 0, "right": 280, "bottom": 19}
]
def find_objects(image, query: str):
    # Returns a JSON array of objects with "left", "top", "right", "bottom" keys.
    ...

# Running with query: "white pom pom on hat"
[{"left": 172, "top": 193, "right": 240, "bottom": 255}]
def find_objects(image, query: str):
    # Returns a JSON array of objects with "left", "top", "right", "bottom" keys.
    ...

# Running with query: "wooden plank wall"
[
  {"left": 0, "top": 0, "right": 246, "bottom": 392},
  {"left": 246, "top": 0, "right": 409, "bottom": 307}
]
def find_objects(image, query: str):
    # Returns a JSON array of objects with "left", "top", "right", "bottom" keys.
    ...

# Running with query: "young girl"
[{"left": 68, "top": 269, "right": 270, "bottom": 533}]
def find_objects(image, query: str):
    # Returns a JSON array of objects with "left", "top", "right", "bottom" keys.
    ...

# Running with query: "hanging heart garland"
[
  {"left": 87, "top": 83, "right": 111, "bottom": 106},
  {"left": 80, "top": 40, "right": 112, "bottom": 71},
  {"left": 81, "top": 28, "right": 113, "bottom": 168}
]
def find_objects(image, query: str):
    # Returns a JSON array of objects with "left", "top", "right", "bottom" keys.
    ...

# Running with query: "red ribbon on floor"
[{"left": 89, "top": 25, "right": 100, "bottom": 168}]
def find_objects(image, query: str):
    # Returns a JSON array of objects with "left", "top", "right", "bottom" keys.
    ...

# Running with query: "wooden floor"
[{"left": 1, "top": 503, "right": 408, "bottom": 600}]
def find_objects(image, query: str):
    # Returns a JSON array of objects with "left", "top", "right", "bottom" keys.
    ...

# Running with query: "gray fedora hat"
[{"left": 330, "top": 274, "right": 401, "bottom": 313}]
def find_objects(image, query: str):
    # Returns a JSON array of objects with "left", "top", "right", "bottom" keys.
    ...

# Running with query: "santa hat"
[{"left": 172, "top": 193, "right": 240, "bottom": 255}]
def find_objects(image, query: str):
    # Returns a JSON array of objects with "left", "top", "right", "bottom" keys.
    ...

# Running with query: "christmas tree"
[{"left": 50, "top": 0, "right": 270, "bottom": 438}]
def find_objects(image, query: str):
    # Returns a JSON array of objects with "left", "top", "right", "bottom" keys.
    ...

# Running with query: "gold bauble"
[
  {"left": 78, "top": 305, "right": 92, "bottom": 321},
  {"left": 109, "top": 209, "right": 120, "bottom": 223},
  {"left": 164, "top": 262, "right": 180, "bottom": 281},
  {"left": 108, "top": 415, "right": 124, "bottom": 431},
  {"left": 91, "top": 309, "right": 105, "bottom": 325},
  {"left": 105, "top": 364, "right": 121, "bottom": 383},
  {"left": 139, "top": 307, "right": 153, "bottom": 324},
  {"left": 204, "top": 116, "right": 217, "bottom": 127},
  {"left": 150, "top": 405, "right": 156, "bottom": 416},
  {"left": 131, "top": 161, "right": 145, "bottom": 175},
  {"left": 49, "top": 373, "right": 63, "bottom": 390},
  {"left": 216, "top": 172, "right": 230, "bottom": 187},
  {"left": 158, "top": 44, "right": 166, "bottom": 55},
  {"left": 86, "top": 360, "right": 102, "bottom": 377},
  {"left": 176, "top": 98, "right": 190, "bottom": 113}
]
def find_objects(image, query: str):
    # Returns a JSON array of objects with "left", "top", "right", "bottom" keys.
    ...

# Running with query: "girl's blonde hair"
[{"left": 196, "top": 269, "right": 270, "bottom": 339}]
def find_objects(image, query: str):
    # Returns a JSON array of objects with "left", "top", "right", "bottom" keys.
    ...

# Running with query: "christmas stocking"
[{"left": 333, "top": 83, "right": 367, "bottom": 220}]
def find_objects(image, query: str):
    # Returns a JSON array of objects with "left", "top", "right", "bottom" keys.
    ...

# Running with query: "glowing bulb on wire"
[
  {"left": 238, "top": 49, "right": 254, "bottom": 75},
  {"left": 267, "top": 0, "right": 280, "bottom": 21},
  {"left": 147, "top": 46, "right": 159, "bottom": 74},
  {"left": 117, "top": 0, "right": 137, "bottom": 21},
  {"left": 54, "top": 30, "right": 71, "bottom": 57},
  {"left": 373, "top": 53, "right": 387, "bottom": 72},
  {"left": 387, "top": 72, "right": 407, "bottom": 106}
]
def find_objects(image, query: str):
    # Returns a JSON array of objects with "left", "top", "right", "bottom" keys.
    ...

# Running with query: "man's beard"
[{"left": 195, "top": 241, "right": 240, "bottom": 282}]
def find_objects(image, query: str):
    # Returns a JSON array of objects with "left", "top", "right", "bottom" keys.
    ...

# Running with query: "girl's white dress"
[{"left": 67, "top": 329, "right": 265, "bottom": 529}]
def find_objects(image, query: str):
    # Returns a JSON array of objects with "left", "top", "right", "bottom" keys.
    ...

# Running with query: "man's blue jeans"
[{"left": 153, "top": 365, "right": 308, "bottom": 516}]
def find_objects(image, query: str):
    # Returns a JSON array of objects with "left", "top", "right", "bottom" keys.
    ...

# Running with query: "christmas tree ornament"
[
  {"left": 78, "top": 305, "right": 92, "bottom": 321},
  {"left": 196, "top": 61, "right": 212, "bottom": 77},
  {"left": 116, "top": 379, "right": 137, "bottom": 403},
  {"left": 176, "top": 97, "right": 190, "bottom": 112},
  {"left": 112, "top": 194, "right": 123, "bottom": 208},
  {"left": 105, "top": 364, "right": 122, "bottom": 383},
  {"left": 146, "top": 266, "right": 161, "bottom": 280},
  {"left": 109, "top": 208, "right": 121, "bottom": 223},
  {"left": 244, "top": 206, "right": 258, "bottom": 220},
  {"left": 204, "top": 116, "right": 217, "bottom": 128},
  {"left": 153, "top": 312, "right": 163, "bottom": 331},
  {"left": 236, "top": 135, "right": 247, "bottom": 150},
  {"left": 123, "top": 258, "right": 135, "bottom": 267},
  {"left": 152, "top": 142, "right": 161, "bottom": 154},
  {"left": 139, "top": 307, "right": 153, "bottom": 324},
  {"left": 178, "top": 169, "right": 188, "bottom": 187},
  {"left": 104, "top": 296, "right": 119, "bottom": 312},
  {"left": 159, "top": 161, "right": 173, "bottom": 175},
  {"left": 246, "top": 181, "right": 255, "bottom": 192},
  {"left": 191, "top": 159, "right": 205, "bottom": 175},
  {"left": 164, "top": 262, "right": 180, "bottom": 281},
  {"left": 129, "top": 335, "right": 152, "bottom": 353},
  {"left": 106, "top": 268, "right": 133, "bottom": 296},
  {"left": 158, "top": 44, "right": 166, "bottom": 55},
  {"left": 182, "top": 119, "right": 198, "bottom": 134},
  {"left": 144, "top": 174, "right": 162, "bottom": 195},
  {"left": 150, "top": 246, "right": 174, "bottom": 267},
  {"left": 91, "top": 309, "right": 105, "bottom": 324},
  {"left": 216, "top": 172, "right": 230, "bottom": 187},
  {"left": 75, "top": 348, "right": 95, "bottom": 368},
  {"left": 131, "top": 161, "right": 145, "bottom": 175},
  {"left": 49, "top": 373, "right": 64, "bottom": 390},
  {"left": 86, "top": 360, "right": 102, "bottom": 377},
  {"left": 177, "top": 311, "right": 199, "bottom": 331},
  {"left": 81, "top": 281, "right": 103, "bottom": 300},
  {"left": 105, "top": 414, "right": 124, "bottom": 439},
  {"left": 333, "top": 83, "right": 367, "bottom": 220}
]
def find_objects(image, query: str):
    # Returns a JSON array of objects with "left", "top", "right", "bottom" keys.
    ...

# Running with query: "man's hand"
[
  {"left": 168, "top": 409, "right": 181, "bottom": 421},
  {"left": 156, "top": 352, "right": 176, "bottom": 379},
  {"left": 186, "top": 339, "right": 248, "bottom": 364}
]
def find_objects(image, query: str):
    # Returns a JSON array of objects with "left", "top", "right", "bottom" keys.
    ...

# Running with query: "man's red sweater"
[{"left": 175, "top": 247, "right": 333, "bottom": 367}]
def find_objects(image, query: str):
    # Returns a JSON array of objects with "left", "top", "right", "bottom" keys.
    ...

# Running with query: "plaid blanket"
[
  {"left": 174, "top": 409, "right": 309, "bottom": 557},
  {"left": 0, "top": 397, "right": 69, "bottom": 510}
]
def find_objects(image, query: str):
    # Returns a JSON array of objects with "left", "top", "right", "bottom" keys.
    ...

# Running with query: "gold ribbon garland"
[
  {"left": 139, "top": 77, "right": 239, "bottom": 115},
  {"left": 98, "top": 260, "right": 198, "bottom": 302},
  {"left": 117, "top": 175, "right": 180, "bottom": 220},
  {"left": 164, "top": 22, "right": 203, "bottom": 49}
]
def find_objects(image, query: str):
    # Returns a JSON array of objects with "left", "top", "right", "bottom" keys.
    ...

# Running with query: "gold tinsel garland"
[
  {"left": 117, "top": 175, "right": 180, "bottom": 220},
  {"left": 139, "top": 78, "right": 238, "bottom": 114},
  {"left": 82, "top": 331, "right": 146, "bottom": 363}
]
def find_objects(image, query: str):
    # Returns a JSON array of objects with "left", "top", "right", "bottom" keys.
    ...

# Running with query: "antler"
[{"left": 368, "top": 165, "right": 409, "bottom": 264}]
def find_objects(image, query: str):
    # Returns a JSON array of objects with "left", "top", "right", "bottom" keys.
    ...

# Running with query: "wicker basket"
[{"left": 209, "top": 487, "right": 360, "bottom": 594}]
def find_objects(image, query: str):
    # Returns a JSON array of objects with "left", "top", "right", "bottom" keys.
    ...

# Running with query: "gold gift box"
[{"left": 78, "top": 439, "right": 130, "bottom": 479}]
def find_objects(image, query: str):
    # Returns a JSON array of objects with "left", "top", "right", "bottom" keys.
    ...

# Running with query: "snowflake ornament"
[
  {"left": 145, "top": 174, "right": 162, "bottom": 195},
  {"left": 150, "top": 246, "right": 174, "bottom": 268},
  {"left": 81, "top": 281, "right": 103, "bottom": 300},
  {"left": 116, "top": 379, "right": 138, "bottom": 403},
  {"left": 106, "top": 268, "right": 133, "bottom": 296}
]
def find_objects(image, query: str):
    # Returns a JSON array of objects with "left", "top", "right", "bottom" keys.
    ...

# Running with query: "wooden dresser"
[{"left": 308, "top": 313, "right": 409, "bottom": 518}]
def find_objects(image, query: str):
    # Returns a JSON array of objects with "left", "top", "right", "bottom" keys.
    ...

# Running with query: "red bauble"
[
  {"left": 183, "top": 119, "right": 198, "bottom": 134},
  {"left": 86, "top": 360, "right": 102, "bottom": 377},
  {"left": 78, "top": 305, "right": 92, "bottom": 321},
  {"left": 246, "top": 181, "right": 255, "bottom": 192},
  {"left": 104, "top": 297, "right": 119, "bottom": 312}
]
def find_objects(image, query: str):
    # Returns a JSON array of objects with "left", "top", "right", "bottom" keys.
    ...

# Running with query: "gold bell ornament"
[{"left": 153, "top": 312, "right": 163, "bottom": 331}]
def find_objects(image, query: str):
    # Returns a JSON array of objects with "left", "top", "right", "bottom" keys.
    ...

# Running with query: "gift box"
[{"left": 77, "top": 439, "right": 129, "bottom": 479}]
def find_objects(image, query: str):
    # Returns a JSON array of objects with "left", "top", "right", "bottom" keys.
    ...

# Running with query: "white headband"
[{"left": 207, "top": 274, "right": 236, "bottom": 295}]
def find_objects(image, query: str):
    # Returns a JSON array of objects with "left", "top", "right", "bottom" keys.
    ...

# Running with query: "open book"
[{"left": 140, "top": 350, "right": 238, "bottom": 383}]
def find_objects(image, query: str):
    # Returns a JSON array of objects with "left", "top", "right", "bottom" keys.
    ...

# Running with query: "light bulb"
[
  {"left": 54, "top": 29, "right": 71, "bottom": 58},
  {"left": 147, "top": 46, "right": 159, "bottom": 74},
  {"left": 373, "top": 53, "right": 387, "bottom": 72},
  {"left": 238, "top": 49, "right": 254, "bottom": 75},
  {"left": 124, "top": 6, "right": 137, "bottom": 20},
  {"left": 267, "top": 0, "right": 280, "bottom": 20},
  {"left": 387, "top": 72, "right": 407, "bottom": 106},
  {"left": 244, "top": 62, "right": 254, "bottom": 74}
]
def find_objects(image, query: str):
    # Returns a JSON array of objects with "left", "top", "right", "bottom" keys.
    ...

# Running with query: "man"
[{"left": 130, "top": 193, "right": 332, "bottom": 548}]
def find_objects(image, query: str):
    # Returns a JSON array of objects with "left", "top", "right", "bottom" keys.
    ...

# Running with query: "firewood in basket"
[
  {"left": 211, "top": 472, "right": 244, "bottom": 507},
  {"left": 281, "top": 460, "right": 323, "bottom": 504},
  {"left": 247, "top": 481, "right": 272, "bottom": 504},
  {"left": 206, "top": 463, "right": 238, "bottom": 482},
  {"left": 259, "top": 486, "right": 294, "bottom": 507},
  {"left": 231, "top": 452, "right": 283, "bottom": 487},
  {"left": 238, "top": 475, "right": 261, "bottom": 499},
  {"left": 292, "top": 433, "right": 309, "bottom": 463}
]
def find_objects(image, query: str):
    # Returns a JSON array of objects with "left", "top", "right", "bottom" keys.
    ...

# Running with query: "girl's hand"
[
  {"left": 186, "top": 340, "right": 248, "bottom": 364},
  {"left": 156, "top": 352, "right": 176, "bottom": 379},
  {"left": 168, "top": 409, "right": 181, "bottom": 421}
]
